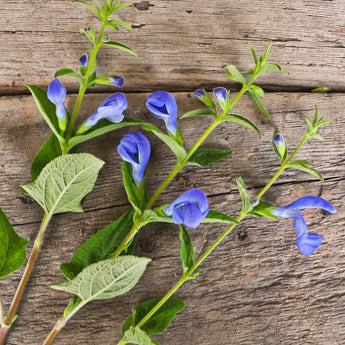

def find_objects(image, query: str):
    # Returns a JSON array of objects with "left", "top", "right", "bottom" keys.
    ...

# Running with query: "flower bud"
[
  {"left": 272, "top": 130, "right": 287, "bottom": 162},
  {"left": 79, "top": 53, "right": 88, "bottom": 67},
  {"left": 47, "top": 78, "right": 67, "bottom": 120}
]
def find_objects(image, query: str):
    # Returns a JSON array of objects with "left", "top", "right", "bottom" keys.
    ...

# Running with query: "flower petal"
[
  {"left": 296, "top": 233, "right": 322, "bottom": 256},
  {"left": 213, "top": 87, "right": 227, "bottom": 103},
  {"left": 281, "top": 196, "right": 337, "bottom": 214},
  {"left": 107, "top": 76, "right": 124, "bottom": 87},
  {"left": 47, "top": 78, "right": 67, "bottom": 119},
  {"left": 194, "top": 89, "right": 206, "bottom": 99},
  {"left": 85, "top": 93, "right": 127, "bottom": 127},
  {"left": 163, "top": 188, "right": 209, "bottom": 228},
  {"left": 146, "top": 91, "right": 177, "bottom": 135},
  {"left": 181, "top": 202, "right": 203, "bottom": 228}
]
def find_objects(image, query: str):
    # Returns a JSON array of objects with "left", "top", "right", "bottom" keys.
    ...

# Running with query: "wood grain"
[
  {"left": 0, "top": 91, "right": 344, "bottom": 344},
  {"left": 2, "top": 0, "right": 345, "bottom": 94}
]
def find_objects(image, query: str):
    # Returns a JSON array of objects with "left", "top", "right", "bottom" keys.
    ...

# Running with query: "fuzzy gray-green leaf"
[
  {"left": 52, "top": 256, "right": 150, "bottom": 302},
  {"left": 22, "top": 154, "right": 104, "bottom": 215},
  {"left": 123, "top": 326, "right": 159, "bottom": 345}
]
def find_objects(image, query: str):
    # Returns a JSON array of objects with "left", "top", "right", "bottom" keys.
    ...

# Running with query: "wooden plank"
[
  {"left": 0, "top": 91, "right": 344, "bottom": 344},
  {"left": 2, "top": 0, "right": 345, "bottom": 93}
]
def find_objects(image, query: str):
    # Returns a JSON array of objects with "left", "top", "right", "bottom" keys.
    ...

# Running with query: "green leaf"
[
  {"left": 31, "top": 134, "right": 62, "bottom": 181},
  {"left": 236, "top": 177, "right": 253, "bottom": 213},
  {"left": 287, "top": 160, "right": 324, "bottom": 181},
  {"left": 73, "top": 0, "right": 102, "bottom": 17},
  {"left": 223, "top": 65, "right": 246, "bottom": 85},
  {"left": 60, "top": 208, "right": 135, "bottom": 279},
  {"left": 70, "top": 118, "right": 143, "bottom": 150},
  {"left": 260, "top": 41, "right": 272, "bottom": 65},
  {"left": 262, "top": 63, "right": 289, "bottom": 74},
  {"left": 222, "top": 114, "right": 261, "bottom": 138},
  {"left": 247, "top": 43, "right": 258, "bottom": 64},
  {"left": 143, "top": 124, "right": 187, "bottom": 163},
  {"left": 179, "top": 225, "right": 195, "bottom": 273},
  {"left": 55, "top": 69, "right": 85, "bottom": 83},
  {"left": 0, "top": 208, "right": 29, "bottom": 279},
  {"left": 26, "top": 84, "right": 65, "bottom": 142},
  {"left": 104, "top": 41, "right": 138, "bottom": 57},
  {"left": 122, "top": 298, "right": 185, "bottom": 335},
  {"left": 22, "top": 154, "right": 104, "bottom": 215},
  {"left": 186, "top": 148, "right": 231, "bottom": 167},
  {"left": 248, "top": 88, "right": 269, "bottom": 119},
  {"left": 52, "top": 255, "right": 150, "bottom": 301},
  {"left": 123, "top": 326, "right": 159, "bottom": 345},
  {"left": 109, "top": 2, "right": 132, "bottom": 15},
  {"left": 63, "top": 296, "right": 82, "bottom": 318},
  {"left": 107, "top": 19, "right": 132, "bottom": 31},
  {"left": 204, "top": 210, "right": 238, "bottom": 224},
  {"left": 122, "top": 162, "right": 148, "bottom": 215},
  {"left": 311, "top": 87, "right": 331, "bottom": 93},
  {"left": 250, "top": 85, "right": 264, "bottom": 98},
  {"left": 248, "top": 201, "right": 277, "bottom": 220},
  {"left": 178, "top": 109, "right": 217, "bottom": 120}
]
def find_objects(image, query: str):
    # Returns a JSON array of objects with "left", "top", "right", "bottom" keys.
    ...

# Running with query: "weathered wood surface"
[
  {"left": 2, "top": 0, "right": 345, "bottom": 94},
  {"left": 0, "top": 91, "right": 344, "bottom": 345},
  {"left": 1, "top": 0, "right": 345, "bottom": 344}
]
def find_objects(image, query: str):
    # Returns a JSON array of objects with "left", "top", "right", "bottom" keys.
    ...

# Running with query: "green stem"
[
  {"left": 42, "top": 301, "right": 86, "bottom": 345},
  {"left": 0, "top": 213, "right": 52, "bottom": 345},
  {"left": 255, "top": 132, "right": 310, "bottom": 201},
  {"left": 63, "top": 22, "right": 107, "bottom": 151},
  {"left": 110, "top": 223, "right": 140, "bottom": 258},
  {"left": 147, "top": 118, "right": 221, "bottom": 209}
]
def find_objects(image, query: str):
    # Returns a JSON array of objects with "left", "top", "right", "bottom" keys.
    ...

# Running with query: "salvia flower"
[
  {"left": 213, "top": 87, "right": 227, "bottom": 103},
  {"left": 163, "top": 188, "right": 209, "bottom": 228},
  {"left": 272, "top": 196, "right": 337, "bottom": 256},
  {"left": 79, "top": 53, "right": 88, "bottom": 67},
  {"left": 107, "top": 76, "right": 124, "bottom": 87},
  {"left": 146, "top": 91, "right": 177, "bottom": 135},
  {"left": 84, "top": 92, "right": 127, "bottom": 127},
  {"left": 47, "top": 78, "right": 67, "bottom": 120},
  {"left": 117, "top": 132, "right": 151, "bottom": 186}
]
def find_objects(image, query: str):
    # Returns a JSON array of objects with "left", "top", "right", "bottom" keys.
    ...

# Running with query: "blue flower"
[
  {"left": 47, "top": 78, "right": 67, "bottom": 120},
  {"left": 213, "top": 87, "right": 227, "bottom": 103},
  {"left": 146, "top": 91, "right": 177, "bottom": 135},
  {"left": 85, "top": 93, "right": 127, "bottom": 127},
  {"left": 272, "top": 196, "right": 337, "bottom": 256},
  {"left": 117, "top": 132, "right": 151, "bottom": 186},
  {"left": 106, "top": 76, "right": 124, "bottom": 87},
  {"left": 194, "top": 89, "right": 206, "bottom": 99},
  {"left": 79, "top": 53, "right": 88, "bottom": 67},
  {"left": 164, "top": 188, "right": 209, "bottom": 228}
]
